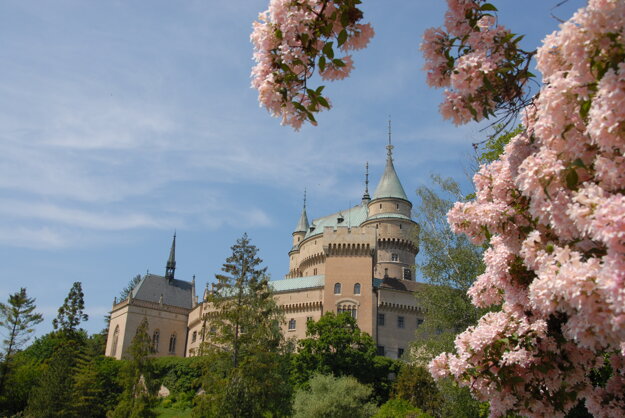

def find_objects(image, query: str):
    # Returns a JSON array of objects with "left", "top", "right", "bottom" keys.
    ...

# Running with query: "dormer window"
[{"left": 337, "top": 214, "right": 344, "bottom": 223}]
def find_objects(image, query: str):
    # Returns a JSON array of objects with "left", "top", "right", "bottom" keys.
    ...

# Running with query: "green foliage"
[
  {"left": 26, "top": 338, "right": 84, "bottom": 417},
  {"left": 152, "top": 357, "right": 203, "bottom": 395},
  {"left": 110, "top": 317, "right": 156, "bottom": 418},
  {"left": 194, "top": 234, "right": 292, "bottom": 417},
  {"left": 414, "top": 175, "right": 485, "bottom": 354},
  {"left": 391, "top": 364, "right": 442, "bottom": 416},
  {"left": 436, "top": 377, "right": 489, "bottom": 418},
  {"left": 476, "top": 125, "right": 523, "bottom": 166},
  {"left": 374, "top": 399, "right": 432, "bottom": 418},
  {"left": 0, "top": 287, "right": 43, "bottom": 396},
  {"left": 292, "top": 312, "right": 396, "bottom": 402},
  {"left": 53, "top": 281, "right": 89, "bottom": 335},
  {"left": 119, "top": 274, "right": 143, "bottom": 301},
  {"left": 292, "top": 374, "right": 378, "bottom": 418}
]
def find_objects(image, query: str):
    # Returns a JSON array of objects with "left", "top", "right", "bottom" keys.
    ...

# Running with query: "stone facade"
[{"left": 106, "top": 143, "right": 425, "bottom": 360}]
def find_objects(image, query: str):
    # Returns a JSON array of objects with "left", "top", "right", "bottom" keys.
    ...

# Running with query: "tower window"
[
  {"left": 288, "top": 319, "right": 296, "bottom": 330},
  {"left": 397, "top": 316, "right": 405, "bottom": 329},
  {"left": 391, "top": 253, "right": 399, "bottom": 262},
  {"left": 396, "top": 203, "right": 399, "bottom": 209},
  {"left": 111, "top": 325, "right": 119, "bottom": 357},
  {"left": 403, "top": 268, "right": 412, "bottom": 281},
  {"left": 399, "top": 223, "right": 402, "bottom": 229},
  {"left": 313, "top": 268, "right": 317, "bottom": 275},
  {"left": 152, "top": 329, "right": 160, "bottom": 353},
  {"left": 334, "top": 283, "right": 341, "bottom": 295},
  {"left": 192, "top": 331, "right": 197, "bottom": 343},
  {"left": 378, "top": 313, "right": 385, "bottom": 326},
  {"left": 377, "top": 345, "right": 385, "bottom": 356},
  {"left": 353, "top": 283, "right": 361, "bottom": 295},
  {"left": 380, "top": 203, "right": 382, "bottom": 209},
  {"left": 417, "top": 319, "right": 424, "bottom": 327},
  {"left": 398, "top": 348, "right": 404, "bottom": 358},
  {"left": 169, "top": 333, "right": 177, "bottom": 354}
]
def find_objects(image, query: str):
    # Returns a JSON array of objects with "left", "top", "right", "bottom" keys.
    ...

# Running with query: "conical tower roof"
[
  {"left": 294, "top": 191, "right": 309, "bottom": 233},
  {"left": 373, "top": 142, "right": 408, "bottom": 201}
]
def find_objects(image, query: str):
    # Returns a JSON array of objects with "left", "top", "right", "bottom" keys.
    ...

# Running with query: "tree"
[
  {"left": 119, "top": 274, "right": 142, "bottom": 301},
  {"left": 292, "top": 312, "right": 396, "bottom": 402},
  {"left": 194, "top": 233, "right": 292, "bottom": 417},
  {"left": 391, "top": 364, "right": 442, "bottom": 417},
  {"left": 413, "top": 175, "right": 485, "bottom": 354},
  {"left": 292, "top": 374, "right": 378, "bottom": 418},
  {"left": 0, "top": 288, "right": 43, "bottom": 395},
  {"left": 110, "top": 317, "right": 156, "bottom": 418},
  {"left": 53, "top": 281, "right": 88, "bottom": 335},
  {"left": 373, "top": 399, "right": 432, "bottom": 418}
]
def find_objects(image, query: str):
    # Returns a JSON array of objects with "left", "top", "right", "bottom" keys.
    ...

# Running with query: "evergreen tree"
[
  {"left": 53, "top": 281, "right": 88, "bottom": 336},
  {"left": 0, "top": 288, "right": 43, "bottom": 395},
  {"left": 110, "top": 317, "right": 156, "bottom": 418},
  {"left": 194, "top": 233, "right": 291, "bottom": 417},
  {"left": 119, "top": 274, "right": 142, "bottom": 301}
]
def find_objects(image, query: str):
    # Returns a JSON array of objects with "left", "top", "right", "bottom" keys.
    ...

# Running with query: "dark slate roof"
[
  {"left": 131, "top": 273, "right": 193, "bottom": 309},
  {"left": 375, "top": 277, "right": 426, "bottom": 292}
]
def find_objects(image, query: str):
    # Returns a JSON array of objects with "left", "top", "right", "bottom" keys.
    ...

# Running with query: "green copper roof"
[
  {"left": 373, "top": 152, "right": 409, "bottom": 201},
  {"left": 304, "top": 204, "right": 369, "bottom": 239},
  {"left": 367, "top": 213, "right": 413, "bottom": 221},
  {"left": 294, "top": 207, "right": 309, "bottom": 233},
  {"left": 270, "top": 275, "right": 325, "bottom": 292}
]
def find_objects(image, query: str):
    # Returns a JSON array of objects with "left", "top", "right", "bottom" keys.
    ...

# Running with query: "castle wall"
[{"left": 376, "top": 288, "right": 424, "bottom": 359}]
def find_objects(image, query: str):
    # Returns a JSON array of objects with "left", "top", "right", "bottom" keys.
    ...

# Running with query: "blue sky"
[{"left": 0, "top": 1, "right": 584, "bottom": 337}]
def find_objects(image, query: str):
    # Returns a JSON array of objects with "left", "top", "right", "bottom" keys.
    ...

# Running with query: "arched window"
[
  {"left": 191, "top": 331, "right": 197, "bottom": 343},
  {"left": 337, "top": 304, "right": 357, "bottom": 319},
  {"left": 288, "top": 319, "right": 296, "bottom": 330},
  {"left": 353, "top": 283, "right": 361, "bottom": 295},
  {"left": 168, "top": 333, "right": 177, "bottom": 354},
  {"left": 111, "top": 325, "right": 119, "bottom": 357},
  {"left": 152, "top": 329, "right": 160, "bottom": 353},
  {"left": 334, "top": 283, "right": 341, "bottom": 295}
]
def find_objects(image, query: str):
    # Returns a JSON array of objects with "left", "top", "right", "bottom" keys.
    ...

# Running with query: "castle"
[{"left": 106, "top": 141, "right": 425, "bottom": 360}]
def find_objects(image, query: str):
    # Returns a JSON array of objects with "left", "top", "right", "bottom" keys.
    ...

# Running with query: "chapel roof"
[{"left": 131, "top": 273, "right": 193, "bottom": 310}]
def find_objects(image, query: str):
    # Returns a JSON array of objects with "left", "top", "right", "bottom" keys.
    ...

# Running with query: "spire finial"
[
  {"left": 362, "top": 162, "right": 371, "bottom": 203},
  {"left": 165, "top": 232, "right": 176, "bottom": 281},
  {"left": 386, "top": 117, "right": 394, "bottom": 160},
  {"left": 303, "top": 188, "right": 307, "bottom": 210}
]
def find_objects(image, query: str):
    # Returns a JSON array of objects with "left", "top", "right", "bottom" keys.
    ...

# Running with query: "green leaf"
[
  {"left": 300, "top": 33, "right": 309, "bottom": 46},
  {"left": 566, "top": 168, "right": 579, "bottom": 190},
  {"left": 337, "top": 29, "right": 348, "bottom": 47},
  {"left": 571, "top": 158, "right": 586, "bottom": 169},
  {"left": 319, "top": 55, "right": 326, "bottom": 72},
  {"left": 579, "top": 99, "right": 591, "bottom": 120},
  {"left": 323, "top": 42, "right": 334, "bottom": 59},
  {"left": 340, "top": 11, "right": 350, "bottom": 28},
  {"left": 332, "top": 58, "right": 345, "bottom": 67},
  {"left": 480, "top": 3, "right": 498, "bottom": 11},
  {"left": 293, "top": 102, "right": 306, "bottom": 112},
  {"left": 317, "top": 96, "right": 330, "bottom": 109}
]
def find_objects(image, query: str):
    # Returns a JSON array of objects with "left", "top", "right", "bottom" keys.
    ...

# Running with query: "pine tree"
[
  {"left": 53, "top": 282, "right": 88, "bottom": 336},
  {"left": 195, "top": 234, "right": 291, "bottom": 417},
  {"left": 110, "top": 317, "right": 156, "bottom": 418},
  {"left": 0, "top": 288, "right": 43, "bottom": 395}
]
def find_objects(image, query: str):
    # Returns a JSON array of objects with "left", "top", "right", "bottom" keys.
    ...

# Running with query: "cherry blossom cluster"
[
  {"left": 420, "top": 0, "right": 535, "bottom": 126},
  {"left": 251, "top": 0, "right": 373, "bottom": 129},
  {"left": 428, "top": 0, "right": 625, "bottom": 416}
]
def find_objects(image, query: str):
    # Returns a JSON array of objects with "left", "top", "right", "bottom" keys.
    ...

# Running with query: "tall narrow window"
[
  {"left": 353, "top": 283, "right": 361, "bottom": 295},
  {"left": 313, "top": 268, "right": 317, "bottom": 275},
  {"left": 398, "top": 348, "right": 404, "bottom": 358},
  {"left": 192, "top": 331, "right": 197, "bottom": 343},
  {"left": 378, "top": 313, "right": 385, "bottom": 326},
  {"left": 397, "top": 316, "right": 405, "bottom": 329},
  {"left": 152, "top": 329, "right": 160, "bottom": 353},
  {"left": 288, "top": 319, "right": 296, "bottom": 330},
  {"left": 377, "top": 345, "right": 385, "bottom": 356},
  {"left": 169, "top": 333, "right": 177, "bottom": 354},
  {"left": 111, "top": 325, "right": 119, "bottom": 357},
  {"left": 334, "top": 283, "right": 341, "bottom": 295}
]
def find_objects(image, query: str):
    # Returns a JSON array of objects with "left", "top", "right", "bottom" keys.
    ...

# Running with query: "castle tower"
[{"left": 363, "top": 123, "right": 419, "bottom": 280}]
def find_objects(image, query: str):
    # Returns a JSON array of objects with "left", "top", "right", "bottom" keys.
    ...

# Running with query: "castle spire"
[
  {"left": 373, "top": 121, "right": 408, "bottom": 201},
  {"left": 362, "top": 162, "right": 371, "bottom": 204},
  {"left": 165, "top": 232, "right": 176, "bottom": 281},
  {"left": 293, "top": 189, "right": 309, "bottom": 233}
]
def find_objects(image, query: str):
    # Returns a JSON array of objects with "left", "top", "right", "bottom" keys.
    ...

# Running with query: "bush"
[{"left": 374, "top": 399, "right": 432, "bottom": 418}]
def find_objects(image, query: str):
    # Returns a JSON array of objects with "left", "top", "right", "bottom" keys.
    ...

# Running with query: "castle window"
[
  {"left": 391, "top": 253, "right": 399, "bottom": 262},
  {"left": 111, "top": 325, "right": 119, "bottom": 357},
  {"left": 192, "top": 331, "right": 197, "bottom": 343},
  {"left": 306, "top": 316, "right": 313, "bottom": 322},
  {"left": 353, "top": 283, "right": 361, "bottom": 295},
  {"left": 399, "top": 223, "right": 402, "bottom": 229},
  {"left": 398, "top": 348, "right": 404, "bottom": 358},
  {"left": 417, "top": 319, "right": 424, "bottom": 327},
  {"left": 334, "top": 283, "right": 341, "bottom": 295},
  {"left": 169, "top": 333, "right": 177, "bottom": 354},
  {"left": 337, "top": 305, "right": 357, "bottom": 319},
  {"left": 403, "top": 268, "right": 412, "bottom": 281},
  {"left": 377, "top": 345, "right": 385, "bottom": 356},
  {"left": 298, "top": 237, "right": 301, "bottom": 242},
  {"left": 288, "top": 319, "right": 296, "bottom": 331},
  {"left": 377, "top": 313, "right": 385, "bottom": 326},
  {"left": 379, "top": 203, "right": 382, "bottom": 209},
  {"left": 397, "top": 316, "right": 405, "bottom": 329},
  {"left": 313, "top": 268, "right": 317, "bottom": 275},
  {"left": 376, "top": 223, "right": 379, "bottom": 229},
  {"left": 396, "top": 203, "right": 399, "bottom": 209},
  {"left": 152, "top": 330, "right": 160, "bottom": 353}
]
